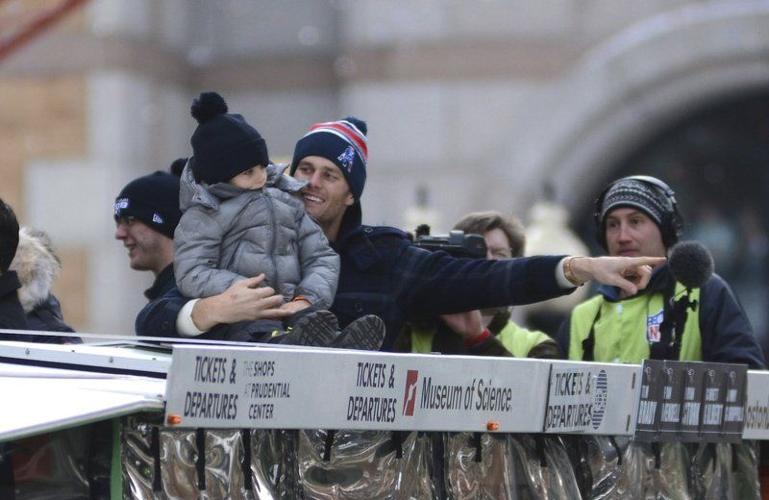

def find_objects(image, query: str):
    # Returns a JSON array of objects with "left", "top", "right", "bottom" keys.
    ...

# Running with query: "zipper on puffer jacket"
[{"left": 263, "top": 190, "right": 280, "bottom": 291}]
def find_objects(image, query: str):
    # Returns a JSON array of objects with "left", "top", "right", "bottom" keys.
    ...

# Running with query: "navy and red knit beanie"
[
  {"left": 290, "top": 117, "right": 368, "bottom": 202},
  {"left": 189, "top": 92, "right": 269, "bottom": 185}
]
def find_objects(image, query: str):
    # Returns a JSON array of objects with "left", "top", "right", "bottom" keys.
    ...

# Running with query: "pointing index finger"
[{"left": 627, "top": 256, "right": 666, "bottom": 268}]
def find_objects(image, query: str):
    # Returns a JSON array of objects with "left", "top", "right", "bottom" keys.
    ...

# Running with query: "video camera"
[{"left": 412, "top": 224, "right": 487, "bottom": 259}]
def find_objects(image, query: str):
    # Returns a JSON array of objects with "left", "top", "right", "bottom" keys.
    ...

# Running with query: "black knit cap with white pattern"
[{"left": 600, "top": 178, "right": 672, "bottom": 228}]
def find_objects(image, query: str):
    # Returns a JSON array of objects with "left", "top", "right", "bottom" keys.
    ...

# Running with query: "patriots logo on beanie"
[{"left": 337, "top": 145, "right": 355, "bottom": 173}]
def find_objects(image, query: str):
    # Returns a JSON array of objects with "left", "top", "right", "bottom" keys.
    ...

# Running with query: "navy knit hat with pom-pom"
[
  {"left": 290, "top": 117, "right": 368, "bottom": 202},
  {"left": 189, "top": 91, "right": 269, "bottom": 185}
]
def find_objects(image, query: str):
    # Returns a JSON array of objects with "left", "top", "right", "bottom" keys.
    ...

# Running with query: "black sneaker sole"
[
  {"left": 287, "top": 310, "right": 339, "bottom": 347},
  {"left": 333, "top": 315, "right": 385, "bottom": 351}
]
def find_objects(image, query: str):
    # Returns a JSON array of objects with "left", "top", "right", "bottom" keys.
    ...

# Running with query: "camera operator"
[{"left": 396, "top": 212, "right": 561, "bottom": 358}]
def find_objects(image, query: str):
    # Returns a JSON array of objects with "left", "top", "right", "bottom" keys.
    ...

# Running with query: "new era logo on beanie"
[
  {"left": 114, "top": 171, "right": 182, "bottom": 239},
  {"left": 290, "top": 117, "right": 368, "bottom": 201},
  {"left": 189, "top": 91, "right": 270, "bottom": 185}
]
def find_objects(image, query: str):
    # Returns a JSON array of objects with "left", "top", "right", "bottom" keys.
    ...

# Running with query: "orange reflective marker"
[
  {"left": 166, "top": 414, "right": 182, "bottom": 426},
  {"left": 486, "top": 421, "right": 500, "bottom": 432}
]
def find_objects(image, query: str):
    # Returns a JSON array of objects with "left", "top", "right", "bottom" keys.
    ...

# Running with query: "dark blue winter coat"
[{"left": 327, "top": 225, "right": 568, "bottom": 349}]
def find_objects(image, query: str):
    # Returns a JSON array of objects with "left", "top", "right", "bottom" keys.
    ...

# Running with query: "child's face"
[{"left": 230, "top": 165, "right": 267, "bottom": 190}]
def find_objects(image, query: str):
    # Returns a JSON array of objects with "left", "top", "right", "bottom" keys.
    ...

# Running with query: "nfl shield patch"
[{"left": 647, "top": 310, "right": 664, "bottom": 343}]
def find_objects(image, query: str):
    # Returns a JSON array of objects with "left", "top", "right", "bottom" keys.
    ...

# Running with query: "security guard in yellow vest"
[{"left": 557, "top": 175, "right": 764, "bottom": 368}]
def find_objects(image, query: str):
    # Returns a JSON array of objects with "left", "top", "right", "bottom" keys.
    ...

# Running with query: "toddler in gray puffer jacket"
[{"left": 174, "top": 92, "right": 383, "bottom": 350}]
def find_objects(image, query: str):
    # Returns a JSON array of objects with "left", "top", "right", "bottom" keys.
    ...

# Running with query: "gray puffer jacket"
[{"left": 174, "top": 164, "right": 339, "bottom": 307}]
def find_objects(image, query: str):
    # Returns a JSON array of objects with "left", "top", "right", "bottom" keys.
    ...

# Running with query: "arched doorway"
[{"left": 518, "top": 1, "right": 769, "bottom": 211}]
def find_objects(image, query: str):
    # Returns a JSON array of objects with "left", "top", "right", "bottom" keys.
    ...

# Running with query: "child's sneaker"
[
  {"left": 332, "top": 315, "right": 385, "bottom": 351},
  {"left": 282, "top": 310, "right": 339, "bottom": 347}
]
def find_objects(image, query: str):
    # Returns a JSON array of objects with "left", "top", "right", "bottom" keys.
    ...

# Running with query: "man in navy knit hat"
[
  {"left": 114, "top": 168, "right": 184, "bottom": 308},
  {"left": 140, "top": 116, "right": 667, "bottom": 351},
  {"left": 559, "top": 175, "right": 765, "bottom": 367}
]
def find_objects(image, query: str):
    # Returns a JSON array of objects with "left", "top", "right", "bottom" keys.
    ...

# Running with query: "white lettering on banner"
[
  {"left": 681, "top": 402, "right": 701, "bottom": 426},
  {"left": 402, "top": 370, "right": 419, "bottom": 417},
  {"left": 637, "top": 400, "right": 657, "bottom": 425},
  {"left": 661, "top": 403, "right": 680, "bottom": 423},
  {"left": 724, "top": 406, "right": 744, "bottom": 423},
  {"left": 703, "top": 404, "right": 724, "bottom": 426}
]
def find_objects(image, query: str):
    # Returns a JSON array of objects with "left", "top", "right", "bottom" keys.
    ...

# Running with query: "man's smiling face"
[{"left": 292, "top": 155, "right": 354, "bottom": 233}]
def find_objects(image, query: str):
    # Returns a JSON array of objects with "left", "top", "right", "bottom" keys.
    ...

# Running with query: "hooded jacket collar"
[
  {"left": 10, "top": 227, "right": 61, "bottom": 312},
  {"left": 179, "top": 163, "right": 307, "bottom": 211}
]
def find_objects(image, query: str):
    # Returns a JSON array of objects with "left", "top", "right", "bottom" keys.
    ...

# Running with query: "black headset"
[{"left": 593, "top": 175, "right": 684, "bottom": 250}]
